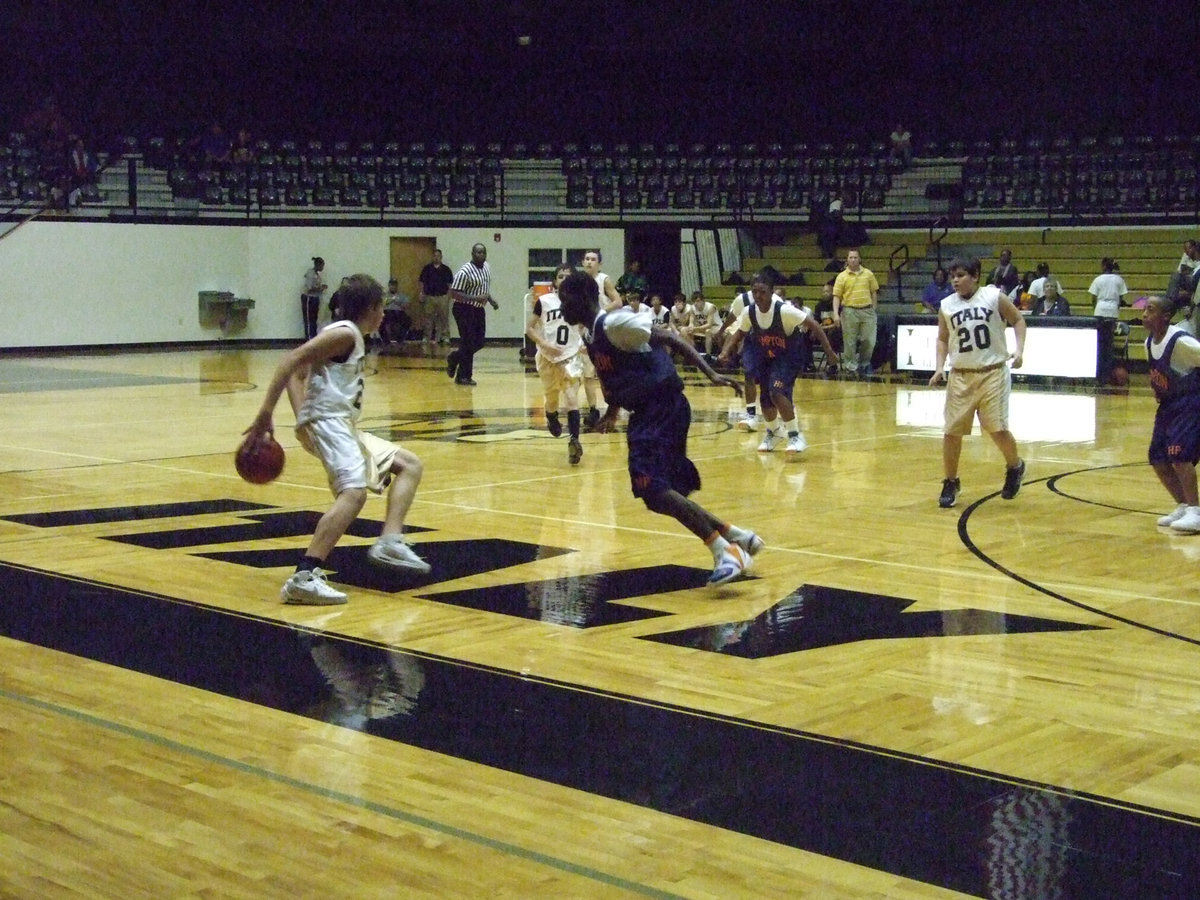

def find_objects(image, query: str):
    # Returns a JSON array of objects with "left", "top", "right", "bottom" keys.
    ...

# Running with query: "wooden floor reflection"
[{"left": 0, "top": 345, "right": 1196, "bottom": 899}]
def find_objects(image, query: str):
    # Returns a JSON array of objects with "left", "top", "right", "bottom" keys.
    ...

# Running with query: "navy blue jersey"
[
  {"left": 748, "top": 300, "right": 805, "bottom": 362},
  {"left": 586, "top": 313, "right": 683, "bottom": 410},
  {"left": 1148, "top": 331, "right": 1200, "bottom": 404}
]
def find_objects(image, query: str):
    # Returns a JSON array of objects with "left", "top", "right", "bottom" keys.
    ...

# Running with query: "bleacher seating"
[{"left": 3, "top": 129, "right": 1195, "bottom": 223}]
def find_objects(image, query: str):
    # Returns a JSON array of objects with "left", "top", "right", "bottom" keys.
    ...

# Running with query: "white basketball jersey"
[
  {"left": 940, "top": 285, "right": 1010, "bottom": 369},
  {"left": 297, "top": 321, "right": 367, "bottom": 424},
  {"left": 689, "top": 302, "right": 716, "bottom": 328},
  {"left": 535, "top": 292, "right": 582, "bottom": 361}
]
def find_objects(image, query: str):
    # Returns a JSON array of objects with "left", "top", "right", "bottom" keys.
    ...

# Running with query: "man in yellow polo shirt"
[{"left": 831, "top": 249, "right": 880, "bottom": 377}]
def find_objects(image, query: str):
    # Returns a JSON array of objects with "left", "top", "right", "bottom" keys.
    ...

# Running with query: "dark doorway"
[{"left": 625, "top": 227, "right": 681, "bottom": 300}]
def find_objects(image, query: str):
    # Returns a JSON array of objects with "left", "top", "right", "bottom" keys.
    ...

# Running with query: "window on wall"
[
  {"left": 528, "top": 248, "right": 563, "bottom": 287},
  {"left": 527, "top": 248, "right": 595, "bottom": 286}
]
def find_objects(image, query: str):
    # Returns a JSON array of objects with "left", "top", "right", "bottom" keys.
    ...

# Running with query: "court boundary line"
[
  {"left": 4, "top": 559, "right": 1198, "bottom": 833},
  {"left": 958, "top": 467, "right": 1200, "bottom": 647}
]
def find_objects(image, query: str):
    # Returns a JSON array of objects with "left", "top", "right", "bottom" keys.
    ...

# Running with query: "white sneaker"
[
  {"left": 281, "top": 568, "right": 347, "bottom": 605},
  {"left": 708, "top": 546, "right": 753, "bottom": 586},
  {"left": 735, "top": 414, "right": 762, "bottom": 432},
  {"left": 757, "top": 430, "right": 783, "bottom": 452},
  {"left": 785, "top": 433, "right": 807, "bottom": 458},
  {"left": 1158, "top": 503, "right": 1189, "bottom": 527},
  {"left": 1169, "top": 506, "right": 1200, "bottom": 534},
  {"left": 731, "top": 530, "right": 765, "bottom": 556},
  {"left": 367, "top": 535, "right": 432, "bottom": 573}
]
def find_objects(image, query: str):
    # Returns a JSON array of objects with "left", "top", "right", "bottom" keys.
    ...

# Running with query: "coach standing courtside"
[
  {"left": 418, "top": 248, "right": 453, "bottom": 347},
  {"left": 446, "top": 243, "right": 498, "bottom": 386},
  {"left": 831, "top": 249, "right": 879, "bottom": 377}
]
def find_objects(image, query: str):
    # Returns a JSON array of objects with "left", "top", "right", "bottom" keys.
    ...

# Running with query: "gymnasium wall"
[{"left": 0, "top": 222, "right": 624, "bottom": 349}]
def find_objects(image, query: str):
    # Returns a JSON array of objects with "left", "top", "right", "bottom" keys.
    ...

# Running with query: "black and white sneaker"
[
  {"left": 938, "top": 478, "right": 960, "bottom": 508},
  {"left": 1001, "top": 460, "right": 1026, "bottom": 500}
]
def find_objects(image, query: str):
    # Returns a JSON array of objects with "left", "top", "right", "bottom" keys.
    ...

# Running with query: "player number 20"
[{"left": 955, "top": 323, "right": 992, "bottom": 354}]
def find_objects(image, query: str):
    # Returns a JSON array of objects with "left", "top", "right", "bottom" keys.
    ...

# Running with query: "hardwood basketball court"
[{"left": 0, "top": 344, "right": 1196, "bottom": 898}]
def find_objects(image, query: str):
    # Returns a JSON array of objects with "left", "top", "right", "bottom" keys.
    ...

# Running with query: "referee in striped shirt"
[{"left": 447, "top": 243, "right": 499, "bottom": 385}]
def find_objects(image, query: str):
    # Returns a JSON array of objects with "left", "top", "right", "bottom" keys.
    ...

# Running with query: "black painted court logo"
[{"left": 3, "top": 500, "right": 1104, "bottom": 657}]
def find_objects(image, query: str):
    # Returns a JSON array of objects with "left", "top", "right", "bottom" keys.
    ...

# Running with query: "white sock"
[
  {"left": 785, "top": 418, "right": 799, "bottom": 437},
  {"left": 707, "top": 534, "right": 731, "bottom": 561}
]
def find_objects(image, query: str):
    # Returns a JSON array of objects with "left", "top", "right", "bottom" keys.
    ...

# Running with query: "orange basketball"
[
  {"left": 1110, "top": 366, "right": 1129, "bottom": 387},
  {"left": 235, "top": 434, "right": 285, "bottom": 484}
]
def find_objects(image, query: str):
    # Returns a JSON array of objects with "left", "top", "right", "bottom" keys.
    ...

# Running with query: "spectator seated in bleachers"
[
  {"left": 681, "top": 291, "right": 721, "bottom": 358},
  {"left": 65, "top": 136, "right": 100, "bottom": 207},
  {"left": 1008, "top": 270, "right": 1037, "bottom": 310},
  {"left": 921, "top": 267, "right": 954, "bottom": 312},
  {"left": 1027, "top": 263, "right": 1063, "bottom": 303},
  {"left": 200, "top": 123, "right": 232, "bottom": 166},
  {"left": 230, "top": 128, "right": 256, "bottom": 166},
  {"left": 1165, "top": 239, "right": 1200, "bottom": 311},
  {"left": 889, "top": 124, "right": 913, "bottom": 168},
  {"left": 1029, "top": 281, "right": 1071, "bottom": 316},
  {"left": 988, "top": 249, "right": 1021, "bottom": 296}
]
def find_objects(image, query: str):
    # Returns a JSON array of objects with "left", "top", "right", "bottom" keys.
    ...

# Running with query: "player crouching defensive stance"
[
  {"left": 557, "top": 271, "right": 763, "bottom": 585},
  {"left": 243, "top": 274, "right": 430, "bottom": 605}
]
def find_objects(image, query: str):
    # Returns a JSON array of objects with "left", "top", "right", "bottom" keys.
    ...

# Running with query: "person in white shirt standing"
[
  {"left": 580, "top": 250, "right": 624, "bottom": 311},
  {"left": 1089, "top": 257, "right": 1130, "bottom": 383},
  {"left": 1089, "top": 257, "right": 1129, "bottom": 318},
  {"left": 929, "top": 256, "right": 1027, "bottom": 509}
]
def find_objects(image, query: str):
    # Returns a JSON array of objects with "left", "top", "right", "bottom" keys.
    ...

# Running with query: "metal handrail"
[
  {"left": 928, "top": 216, "right": 948, "bottom": 269},
  {"left": 889, "top": 243, "right": 910, "bottom": 302}
]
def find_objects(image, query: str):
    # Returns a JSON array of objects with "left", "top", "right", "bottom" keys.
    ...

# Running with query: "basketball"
[
  {"left": 235, "top": 434, "right": 285, "bottom": 484},
  {"left": 1110, "top": 366, "right": 1129, "bottom": 387}
]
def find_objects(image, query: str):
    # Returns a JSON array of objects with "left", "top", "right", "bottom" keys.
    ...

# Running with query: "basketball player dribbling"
[{"left": 243, "top": 274, "right": 430, "bottom": 604}]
